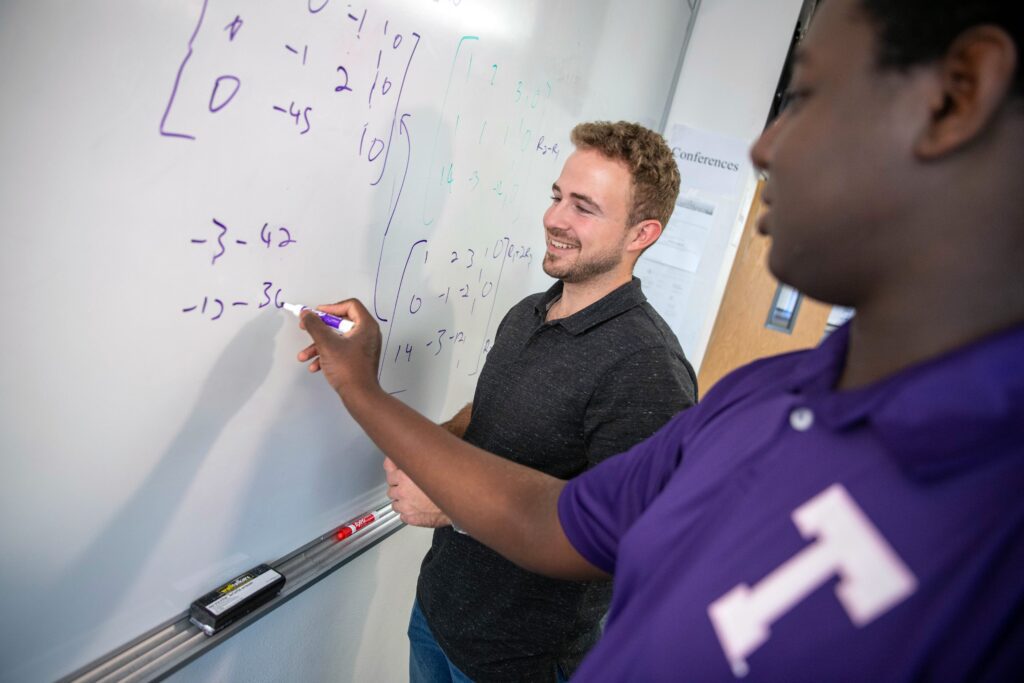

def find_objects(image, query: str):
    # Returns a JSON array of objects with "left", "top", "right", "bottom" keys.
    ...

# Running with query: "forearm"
[{"left": 345, "top": 387, "right": 601, "bottom": 579}]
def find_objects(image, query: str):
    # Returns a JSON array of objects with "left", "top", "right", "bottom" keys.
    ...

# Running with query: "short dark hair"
[
  {"left": 570, "top": 121, "right": 680, "bottom": 229},
  {"left": 856, "top": 0, "right": 1022, "bottom": 96}
]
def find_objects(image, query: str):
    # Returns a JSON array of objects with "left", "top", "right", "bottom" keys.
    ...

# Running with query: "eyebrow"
[{"left": 551, "top": 183, "right": 604, "bottom": 215}]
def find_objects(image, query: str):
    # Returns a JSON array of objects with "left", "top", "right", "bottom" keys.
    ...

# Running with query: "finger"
[
  {"left": 308, "top": 358, "right": 321, "bottom": 373},
  {"left": 297, "top": 343, "right": 319, "bottom": 362},
  {"left": 315, "top": 299, "right": 374, "bottom": 333},
  {"left": 314, "top": 298, "right": 367, "bottom": 318},
  {"left": 299, "top": 309, "right": 333, "bottom": 345},
  {"left": 382, "top": 457, "right": 397, "bottom": 473}
]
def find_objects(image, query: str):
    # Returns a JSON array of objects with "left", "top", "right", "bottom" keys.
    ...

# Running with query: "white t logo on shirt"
[{"left": 707, "top": 484, "right": 917, "bottom": 678}]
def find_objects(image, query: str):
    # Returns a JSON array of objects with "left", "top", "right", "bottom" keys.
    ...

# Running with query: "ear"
[
  {"left": 915, "top": 25, "right": 1018, "bottom": 159},
  {"left": 626, "top": 219, "right": 663, "bottom": 253}
]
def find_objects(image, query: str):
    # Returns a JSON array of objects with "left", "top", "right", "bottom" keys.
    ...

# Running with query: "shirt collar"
[
  {"left": 788, "top": 321, "right": 1024, "bottom": 479},
  {"left": 533, "top": 278, "right": 648, "bottom": 335}
]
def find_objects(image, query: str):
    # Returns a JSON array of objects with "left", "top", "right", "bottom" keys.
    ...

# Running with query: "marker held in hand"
[{"left": 283, "top": 302, "right": 355, "bottom": 333}]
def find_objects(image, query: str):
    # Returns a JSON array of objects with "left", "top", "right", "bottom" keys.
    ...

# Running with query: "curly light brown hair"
[{"left": 570, "top": 121, "right": 680, "bottom": 228}]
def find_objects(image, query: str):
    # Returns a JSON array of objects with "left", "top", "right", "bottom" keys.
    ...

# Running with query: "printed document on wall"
[
  {"left": 644, "top": 194, "right": 716, "bottom": 274},
  {"left": 639, "top": 123, "right": 753, "bottom": 357}
]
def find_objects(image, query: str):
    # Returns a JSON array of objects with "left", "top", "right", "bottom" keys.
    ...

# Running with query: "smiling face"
[
  {"left": 542, "top": 149, "right": 636, "bottom": 285},
  {"left": 750, "top": 0, "right": 934, "bottom": 306}
]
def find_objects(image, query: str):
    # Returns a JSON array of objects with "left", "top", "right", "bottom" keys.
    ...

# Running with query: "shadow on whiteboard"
[{"left": 10, "top": 312, "right": 283, "bottom": 680}]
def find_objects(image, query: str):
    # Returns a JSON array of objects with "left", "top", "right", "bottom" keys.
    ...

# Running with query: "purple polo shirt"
[{"left": 559, "top": 322, "right": 1024, "bottom": 681}]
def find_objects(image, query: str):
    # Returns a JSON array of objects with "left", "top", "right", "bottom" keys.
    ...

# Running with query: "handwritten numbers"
[
  {"left": 224, "top": 16, "right": 244, "bottom": 40},
  {"left": 277, "top": 227, "right": 297, "bottom": 247},
  {"left": 209, "top": 75, "right": 240, "bottom": 113},
  {"left": 394, "top": 343, "right": 413, "bottom": 363},
  {"left": 289, "top": 102, "right": 312, "bottom": 134},
  {"left": 335, "top": 66, "right": 353, "bottom": 93},
  {"left": 256, "top": 222, "right": 298, "bottom": 249},
  {"left": 211, "top": 218, "right": 228, "bottom": 265},
  {"left": 273, "top": 101, "right": 312, "bottom": 134},
  {"left": 259, "top": 282, "right": 285, "bottom": 309}
]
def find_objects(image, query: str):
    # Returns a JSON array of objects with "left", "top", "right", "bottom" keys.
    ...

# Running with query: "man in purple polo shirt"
[{"left": 296, "top": 0, "right": 1023, "bottom": 679}]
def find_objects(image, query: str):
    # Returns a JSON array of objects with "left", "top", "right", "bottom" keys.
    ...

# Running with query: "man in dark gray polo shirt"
[{"left": 384, "top": 121, "right": 698, "bottom": 681}]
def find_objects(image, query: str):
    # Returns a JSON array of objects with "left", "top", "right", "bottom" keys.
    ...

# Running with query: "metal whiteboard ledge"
[{"left": 59, "top": 507, "right": 403, "bottom": 683}]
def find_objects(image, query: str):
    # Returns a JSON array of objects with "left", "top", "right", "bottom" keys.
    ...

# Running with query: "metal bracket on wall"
[{"left": 58, "top": 506, "right": 403, "bottom": 683}]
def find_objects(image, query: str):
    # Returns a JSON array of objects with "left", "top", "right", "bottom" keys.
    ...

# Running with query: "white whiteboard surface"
[{"left": 0, "top": 1, "right": 692, "bottom": 680}]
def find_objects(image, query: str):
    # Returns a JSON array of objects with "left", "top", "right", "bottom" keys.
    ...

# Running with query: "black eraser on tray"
[{"left": 189, "top": 564, "right": 286, "bottom": 636}]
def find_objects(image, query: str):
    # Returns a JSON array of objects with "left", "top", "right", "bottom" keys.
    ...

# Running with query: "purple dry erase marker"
[{"left": 283, "top": 303, "right": 355, "bottom": 333}]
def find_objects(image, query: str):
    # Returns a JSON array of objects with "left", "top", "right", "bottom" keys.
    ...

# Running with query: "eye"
[
  {"left": 550, "top": 194, "right": 561, "bottom": 203},
  {"left": 780, "top": 88, "right": 812, "bottom": 113},
  {"left": 575, "top": 204, "right": 592, "bottom": 215}
]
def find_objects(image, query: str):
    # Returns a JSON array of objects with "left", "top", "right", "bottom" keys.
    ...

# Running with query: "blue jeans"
[
  {"left": 408, "top": 600, "right": 475, "bottom": 683},
  {"left": 407, "top": 600, "right": 570, "bottom": 682}
]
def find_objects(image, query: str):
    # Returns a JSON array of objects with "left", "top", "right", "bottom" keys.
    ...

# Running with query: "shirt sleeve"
[
  {"left": 561, "top": 351, "right": 812, "bottom": 574},
  {"left": 582, "top": 345, "right": 696, "bottom": 466},
  {"left": 559, "top": 409, "right": 694, "bottom": 574}
]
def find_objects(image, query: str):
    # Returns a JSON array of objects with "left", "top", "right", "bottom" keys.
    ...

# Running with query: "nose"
[
  {"left": 543, "top": 199, "right": 565, "bottom": 230},
  {"left": 750, "top": 117, "right": 781, "bottom": 174}
]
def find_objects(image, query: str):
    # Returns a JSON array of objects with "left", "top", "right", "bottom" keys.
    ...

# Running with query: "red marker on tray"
[{"left": 337, "top": 504, "right": 392, "bottom": 540}]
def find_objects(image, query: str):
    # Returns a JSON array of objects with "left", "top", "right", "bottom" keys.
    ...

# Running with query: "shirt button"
[{"left": 789, "top": 407, "right": 814, "bottom": 431}]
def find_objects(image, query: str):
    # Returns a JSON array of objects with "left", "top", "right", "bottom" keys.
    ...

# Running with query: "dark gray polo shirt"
[{"left": 417, "top": 278, "right": 697, "bottom": 682}]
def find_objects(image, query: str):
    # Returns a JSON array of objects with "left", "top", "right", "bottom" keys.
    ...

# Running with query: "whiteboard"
[{"left": 0, "top": 1, "right": 692, "bottom": 680}]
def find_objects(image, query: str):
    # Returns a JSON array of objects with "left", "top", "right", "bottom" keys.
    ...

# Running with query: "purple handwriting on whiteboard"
[
  {"left": 191, "top": 219, "right": 298, "bottom": 265},
  {"left": 209, "top": 76, "right": 240, "bottom": 113},
  {"left": 159, "top": 0, "right": 209, "bottom": 140},
  {"left": 182, "top": 282, "right": 286, "bottom": 321},
  {"left": 163, "top": 4, "right": 550, "bottom": 378},
  {"left": 380, "top": 235, "right": 534, "bottom": 384},
  {"left": 161, "top": 2, "right": 245, "bottom": 139},
  {"left": 272, "top": 102, "right": 312, "bottom": 134},
  {"left": 224, "top": 16, "right": 243, "bottom": 41},
  {"left": 285, "top": 43, "right": 308, "bottom": 65}
]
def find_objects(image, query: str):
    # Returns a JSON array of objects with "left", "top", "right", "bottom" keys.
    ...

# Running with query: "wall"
[{"left": 660, "top": 0, "right": 805, "bottom": 372}]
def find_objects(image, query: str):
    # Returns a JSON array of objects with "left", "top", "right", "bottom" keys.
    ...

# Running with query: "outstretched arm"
[{"left": 297, "top": 299, "right": 605, "bottom": 580}]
